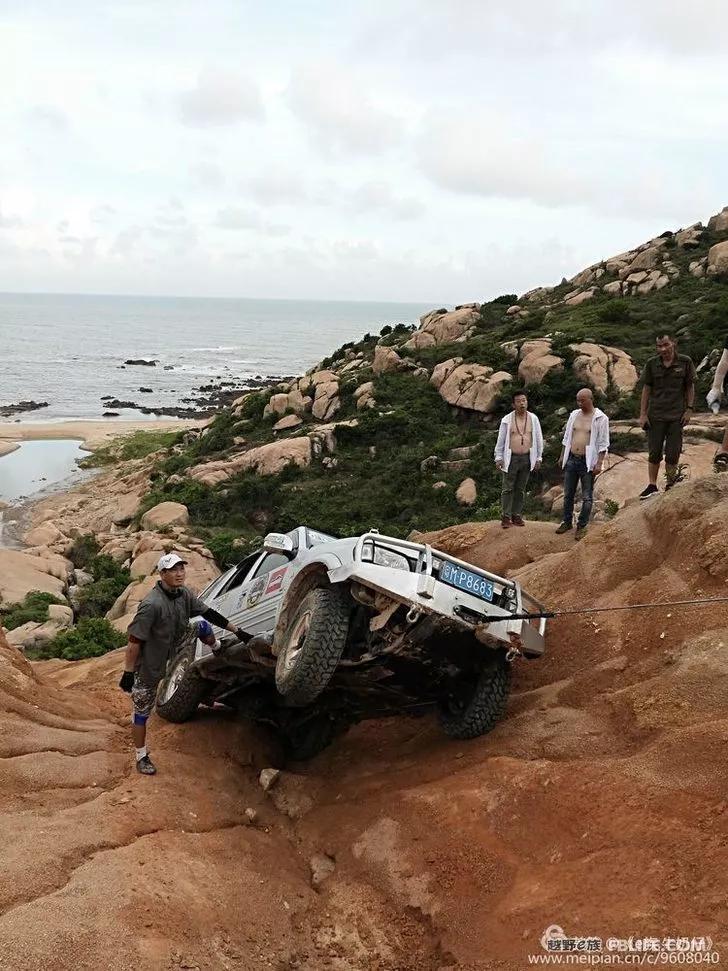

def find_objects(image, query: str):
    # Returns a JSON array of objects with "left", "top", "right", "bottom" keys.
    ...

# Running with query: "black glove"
[
  {"left": 235, "top": 627, "right": 251, "bottom": 643},
  {"left": 119, "top": 670, "right": 134, "bottom": 693}
]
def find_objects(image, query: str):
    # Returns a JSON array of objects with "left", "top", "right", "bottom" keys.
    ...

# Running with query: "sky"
[{"left": 1, "top": 0, "right": 727, "bottom": 303}]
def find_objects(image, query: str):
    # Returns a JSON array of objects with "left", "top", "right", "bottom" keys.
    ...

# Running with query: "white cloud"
[
  {"left": 418, "top": 115, "right": 584, "bottom": 209},
  {"left": 349, "top": 181, "right": 423, "bottom": 221},
  {"left": 25, "top": 104, "right": 70, "bottom": 131},
  {"left": 189, "top": 161, "right": 225, "bottom": 188},
  {"left": 215, "top": 206, "right": 289, "bottom": 237},
  {"left": 416, "top": 110, "right": 718, "bottom": 222},
  {"left": 177, "top": 69, "right": 265, "bottom": 127},
  {"left": 90, "top": 204, "right": 117, "bottom": 224},
  {"left": 0, "top": 1, "right": 726, "bottom": 300},
  {"left": 0, "top": 206, "right": 23, "bottom": 229},
  {"left": 244, "top": 170, "right": 308, "bottom": 206},
  {"left": 287, "top": 62, "right": 401, "bottom": 155}
]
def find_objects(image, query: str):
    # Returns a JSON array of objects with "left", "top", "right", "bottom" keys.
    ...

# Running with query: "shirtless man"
[
  {"left": 494, "top": 390, "right": 544, "bottom": 528},
  {"left": 706, "top": 338, "right": 728, "bottom": 470},
  {"left": 555, "top": 388, "right": 610, "bottom": 539}
]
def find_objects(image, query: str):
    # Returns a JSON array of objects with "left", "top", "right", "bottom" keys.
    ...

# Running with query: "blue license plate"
[{"left": 440, "top": 562, "right": 493, "bottom": 601}]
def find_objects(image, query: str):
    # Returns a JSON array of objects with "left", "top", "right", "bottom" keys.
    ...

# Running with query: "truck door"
[{"left": 241, "top": 551, "right": 294, "bottom": 635}]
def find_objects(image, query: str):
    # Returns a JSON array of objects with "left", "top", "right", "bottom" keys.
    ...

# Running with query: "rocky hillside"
[
  {"left": 1, "top": 473, "right": 727, "bottom": 969},
  {"left": 109, "top": 204, "right": 728, "bottom": 563},
  {"left": 4, "top": 204, "right": 728, "bottom": 651}
]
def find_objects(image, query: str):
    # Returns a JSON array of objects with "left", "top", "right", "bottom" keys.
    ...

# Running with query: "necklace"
[{"left": 514, "top": 413, "right": 527, "bottom": 445}]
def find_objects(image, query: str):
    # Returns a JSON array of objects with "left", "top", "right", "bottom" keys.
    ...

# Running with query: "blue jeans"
[{"left": 562, "top": 454, "right": 593, "bottom": 528}]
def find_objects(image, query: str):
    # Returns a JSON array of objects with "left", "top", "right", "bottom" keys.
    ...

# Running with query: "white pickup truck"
[{"left": 156, "top": 526, "right": 547, "bottom": 758}]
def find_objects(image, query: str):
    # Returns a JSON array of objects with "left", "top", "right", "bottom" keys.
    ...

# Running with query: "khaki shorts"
[
  {"left": 131, "top": 622, "right": 203, "bottom": 718},
  {"left": 647, "top": 418, "right": 683, "bottom": 466}
]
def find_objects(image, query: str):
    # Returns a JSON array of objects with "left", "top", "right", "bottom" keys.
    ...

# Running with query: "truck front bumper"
[{"left": 327, "top": 532, "right": 546, "bottom": 659}]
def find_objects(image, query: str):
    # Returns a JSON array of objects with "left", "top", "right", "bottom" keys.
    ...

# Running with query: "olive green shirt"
[
  {"left": 642, "top": 353, "right": 696, "bottom": 422},
  {"left": 127, "top": 582, "right": 207, "bottom": 684}
]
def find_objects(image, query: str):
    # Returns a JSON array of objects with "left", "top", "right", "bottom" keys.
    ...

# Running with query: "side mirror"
[{"left": 262, "top": 532, "right": 295, "bottom": 556}]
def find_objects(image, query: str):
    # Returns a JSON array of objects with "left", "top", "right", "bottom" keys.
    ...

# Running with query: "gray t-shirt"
[{"left": 127, "top": 582, "right": 207, "bottom": 685}]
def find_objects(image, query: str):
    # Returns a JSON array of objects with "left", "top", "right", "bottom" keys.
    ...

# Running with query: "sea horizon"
[
  {"left": 0, "top": 291, "right": 434, "bottom": 423},
  {"left": 0, "top": 288, "right": 445, "bottom": 308}
]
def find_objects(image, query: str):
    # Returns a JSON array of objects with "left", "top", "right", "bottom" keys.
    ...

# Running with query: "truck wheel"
[
  {"left": 282, "top": 713, "right": 346, "bottom": 761},
  {"left": 275, "top": 587, "right": 351, "bottom": 706},
  {"left": 438, "top": 652, "right": 511, "bottom": 740},
  {"left": 156, "top": 644, "right": 209, "bottom": 723}
]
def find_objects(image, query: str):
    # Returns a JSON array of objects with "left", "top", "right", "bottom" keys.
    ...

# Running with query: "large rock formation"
[
  {"left": 0, "top": 549, "right": 69, "bottom": 606},
  {"left": 707, "top": 241, "right": 728, "bottom": 278},
  {"left": 189, "top": 436, "right": 313, "bottom": 485},
  {"left": 708, "top": 206, "right": 728, "bottom": 233},
  {"left": 570, "top": 343, "right": 639, "bottom": 394},
  {"left": 433, "top": 362, "right": 512, "bottom": 414},
  {"left": 140, "top": 501, "right": 190, "bottom": 531},
  {"left": 518, "top": 340, "right": 563, "bottom": 384},
  {"left": 415, "top": 306, "right": 480, "bottom": 345},
  {"left": 372, "top": 346, "right": 405, "bottom": 375},
  {"left": 311, "top": 381, "right": 340, "bottom": 421}
]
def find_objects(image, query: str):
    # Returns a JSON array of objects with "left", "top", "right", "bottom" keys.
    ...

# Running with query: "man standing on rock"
[
  {"left": 119, "top": 553, "right": 247, "bottom": 775},
  {"left": 495, "top": 390, "right": 544, "bottom": 528},
  {"left": 638, "top": 334, "right": 695, "bottom": 499},
  {"left": 555, "top": 388, "right": 610, "bottom": 540}
]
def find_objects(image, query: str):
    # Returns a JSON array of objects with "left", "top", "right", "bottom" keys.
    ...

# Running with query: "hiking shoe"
[
  {"left": 575, "top": 526, "right": 587, "bottom": 540},
  {"left": 512, "top": 515, "right": 525, "bottom": 527},
  {"left": 501, "top": 517, "right": 512, "bottom": 529},
  {"left": 707, "top": 388, "right": 721, "bottom": 414},
  {"left": 555, "top": 522, "right": 572, "bottom": 534},
  {"left": 714, "top": 452, "right": 728, "bottom": 473},
  {"left": 639, "top": 484, "right": 659, "bottom": 500},
  {"left": 136, "top": 755, "right": 157, "bottom": 776}
]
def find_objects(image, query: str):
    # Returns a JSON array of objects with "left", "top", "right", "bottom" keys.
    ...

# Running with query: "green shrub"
[
  {"left": 597, "top": 299, "right": 631, "bottom": 324},
  {"left": 31, "top": 617, "right": 126, "bottom": 661},
  {"left": 205, "top": 530, "right": 259, "bottom": 568},
  {"left": 68, "top": 533, "right": 100, "bottom": 569},
  {"left": 81, "top": 430, "right": 183, "bottom": 467},
  {"left": 0, "top": 591, "right": 65, "bottom": 631},
  {"left": 75, "top": 554, "right": 132, "bottom": 619}
]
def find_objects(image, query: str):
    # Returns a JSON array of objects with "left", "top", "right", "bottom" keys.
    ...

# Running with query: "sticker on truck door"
[
  {"left": 265, "top": 566, "right": 288, "bottom": 595},
  {"left": 246, "top": 576, "right": 267, "bottom": 607}
]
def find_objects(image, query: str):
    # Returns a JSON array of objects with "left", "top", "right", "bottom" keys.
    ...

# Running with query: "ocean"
[{"left": 0, "top": 292, "right": 432, "bottom": 421}]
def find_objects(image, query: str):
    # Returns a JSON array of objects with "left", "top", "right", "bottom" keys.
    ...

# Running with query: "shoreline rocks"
[{"left": 0, "top": 401, "right": 49, "bottom": 418}]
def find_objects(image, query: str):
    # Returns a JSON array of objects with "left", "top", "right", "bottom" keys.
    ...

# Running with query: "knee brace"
[{"left": 132, "top": 712, "right": 149, "bottom": 726}]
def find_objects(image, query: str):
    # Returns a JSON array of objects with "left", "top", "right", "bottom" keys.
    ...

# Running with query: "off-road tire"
[
  {"left": 156, "top": 644, "right": 209, "bottom": 723},
  {"left": 275, "top": 587, "right": 351, "bottom": 706},
  {"left": 282, "top": 713, "right": 346, "bottom": 761},
  {"left": 438, "top": 652, "right": 511, "bottom": 740}
]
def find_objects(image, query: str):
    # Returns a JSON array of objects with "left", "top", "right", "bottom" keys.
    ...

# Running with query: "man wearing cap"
[{"left": 119, "top": 552, "right": 247, "bottom": 775}]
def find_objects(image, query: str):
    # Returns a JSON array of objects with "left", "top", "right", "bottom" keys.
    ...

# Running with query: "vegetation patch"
[
  {"left": 28, "top": 617, "right": 126, "bottom": 661},
  {"left": 0, "top": 591, "right": 65, "bottom": 631},
  {"left": 81, "top": 429, "right": 184, "bottom": 467}
]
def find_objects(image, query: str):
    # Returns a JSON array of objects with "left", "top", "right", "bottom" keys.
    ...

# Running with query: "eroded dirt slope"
[{"left": 2, "top": 476, "right": 728, "bottom": 969}]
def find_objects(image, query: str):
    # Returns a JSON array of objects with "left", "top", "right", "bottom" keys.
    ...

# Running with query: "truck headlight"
[
  {"left": 361, "top": 543, "right": 411, "bottom": 571},
  {"left": 504, "top": 586, "right": 519, "bottom": 611}
]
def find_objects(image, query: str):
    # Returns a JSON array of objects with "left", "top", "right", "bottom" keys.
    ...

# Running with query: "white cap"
[{"left": 157, "top": 552, "right": 187, "bottom": 572}]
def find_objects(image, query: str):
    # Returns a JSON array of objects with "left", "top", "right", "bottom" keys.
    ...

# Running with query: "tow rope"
[{"left": 494, "top": 595, "right": 728, "bottom": 622}]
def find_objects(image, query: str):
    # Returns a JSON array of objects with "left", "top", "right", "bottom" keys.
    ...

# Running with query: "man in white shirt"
[
  {"left": 555, "top": 388, "right": 610, "bottom": 540},
  {"left": 494, "top": 390, "right": 544, "bottom": 529}
]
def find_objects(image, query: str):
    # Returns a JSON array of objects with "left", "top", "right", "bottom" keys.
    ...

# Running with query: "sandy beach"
[{"left": 0, "top": 417, "right": 206, "bottom": 453}]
